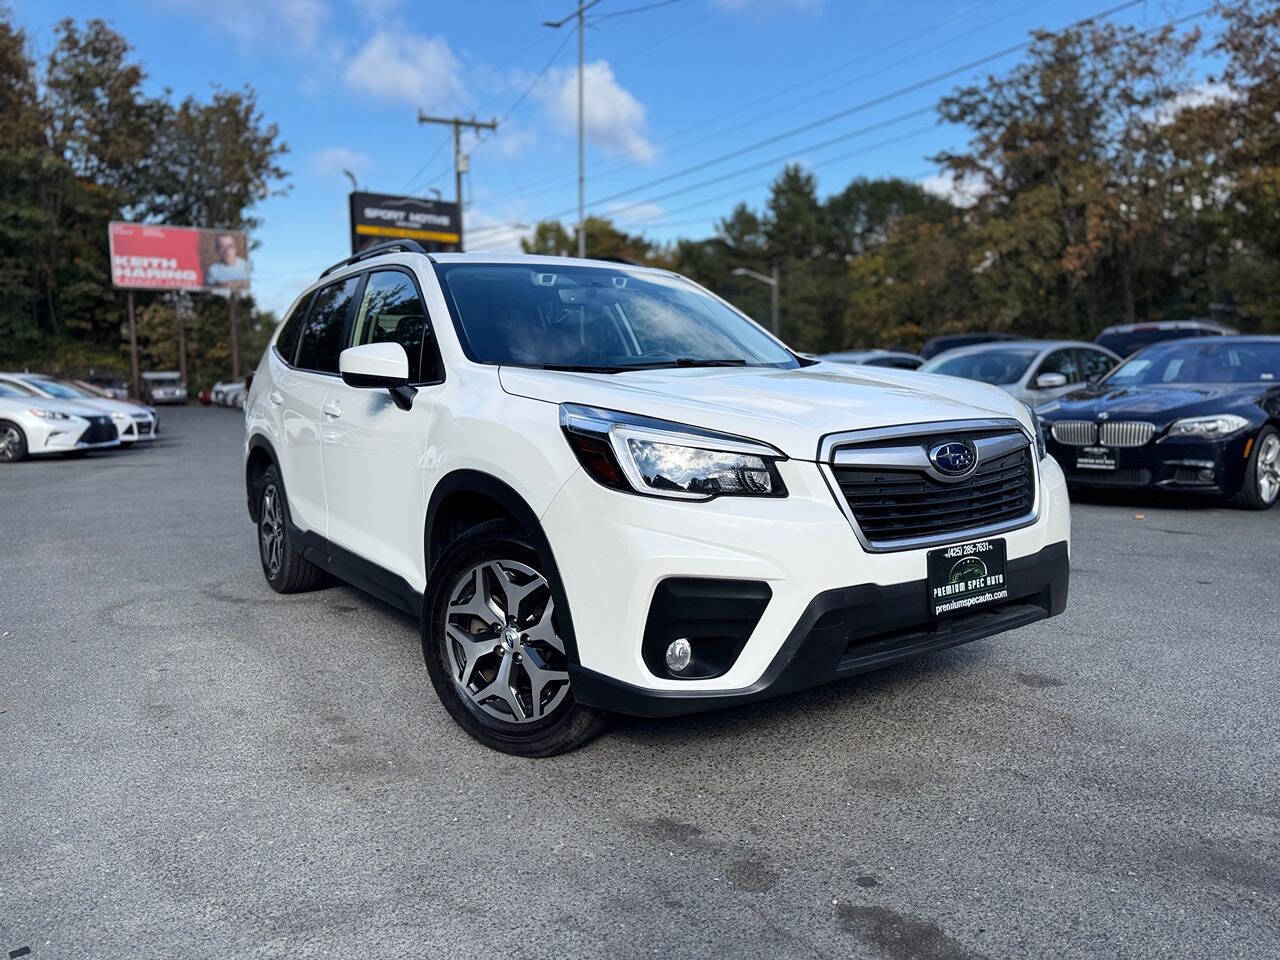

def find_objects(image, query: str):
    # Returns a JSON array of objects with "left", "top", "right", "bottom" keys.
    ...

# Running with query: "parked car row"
[{"left": 0, "top": 372, "right": 159, "bottom": 463}]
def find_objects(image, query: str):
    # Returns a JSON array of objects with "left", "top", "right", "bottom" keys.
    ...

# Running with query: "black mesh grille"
[
  {"left": 833, "top": 444, "right": 1034, "bottom": 544},
  {"left": 1066, "top": 467, "right": 1151, "bottom": 487},
  {"left": 80, "top": 416, "right": 118, "bottom": 444}
]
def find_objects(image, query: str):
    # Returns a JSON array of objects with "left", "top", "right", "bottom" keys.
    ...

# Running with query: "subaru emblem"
[{"left": 929, "top": 440, "right": 977, "bottom": 477}]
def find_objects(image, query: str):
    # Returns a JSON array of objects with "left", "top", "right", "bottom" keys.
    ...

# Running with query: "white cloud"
[
  {"left": 344, "top": 31, "right": 462, "bottom": 106},
  {"left": 464, "top": 208, "right": 532, "bottom": 253},
  {"left": 607, "top": 201, "right": 665, "bottom": 227},
  {"left": 309, "top": 146, "right": 373, "bottom": 179},
  {"left": 156, "top": 0, "right": 331, "bottom": 52},
  {"left": 920, "top": 171, "right": 983, "bottom": 208},
  {"left": 539, "top": 61, "right": 654, "bottom": 164},
  {"left": 1152, "top": 81, "right": 1240, "bottom": 125}
]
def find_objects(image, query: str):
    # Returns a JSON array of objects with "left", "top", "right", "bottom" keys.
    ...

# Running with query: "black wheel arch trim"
[
  {"left": 245, "top": 433, "right": 281, "bottom": 522},
  {"left": 424, "top": 470, "right": 581, "bottom": 665}
]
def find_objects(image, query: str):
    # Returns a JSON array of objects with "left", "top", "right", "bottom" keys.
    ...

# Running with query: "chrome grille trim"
[
  {"left": 818, "top": 417, "right": 1040, "bottom": 554},
  {"left": 1050, "top": 421, "right": 1097, "bottom": 446},
  {"left": 1099, "top": 420, "right": 1156, "bottom": 447}
]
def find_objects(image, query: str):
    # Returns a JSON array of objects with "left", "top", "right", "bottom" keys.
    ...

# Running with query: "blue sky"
[{"left": 15, "top": 0, "right": 1211, "bottom": 316}]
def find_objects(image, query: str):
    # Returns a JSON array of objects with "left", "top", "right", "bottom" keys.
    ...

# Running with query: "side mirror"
[
  {"left": 1034, "top": 372, "right": 1068, "bottom": 390},
  {"left": 339, "top": 342, "right": 416, "bottom": 410}
]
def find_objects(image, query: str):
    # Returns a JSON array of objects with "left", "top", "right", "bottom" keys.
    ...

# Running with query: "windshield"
[
  {"left": 922, "top": 348, "right": 1040, "bottom": 385},
  {"left": 1105, "top": 341, "right": 1280, "bottom": 385},
  {"left": 28, "top": 378, "right": 89, "bottom": 399},
  {"left": 435, "top": 263, "right": 798, "bottom": 372},
  {"left": 0, "top": 382, "right": 36, "bottom": 398}
]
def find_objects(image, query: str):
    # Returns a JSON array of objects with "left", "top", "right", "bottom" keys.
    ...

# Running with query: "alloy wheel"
[
  {"left": 0, "top": 425, "right": 19, "bottom": 461},
  {"left": 259, "top": 484, "right": 284, "bottom": 577},
  {"left": 1258, "top": 433, "right": 1280, "bottom": 504},
  {"left": 443, "top": 559, "right": 569, "bottom": 724}
]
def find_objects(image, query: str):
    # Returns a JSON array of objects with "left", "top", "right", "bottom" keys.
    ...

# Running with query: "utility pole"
[
  {"left": 731, "top": 265, "right": 781, "bottom": 336},
  {"left": 543, "top": 0, "right": 602, "bottom": 259},
  {"left": 416, "top": 113, "right": 498, "bottom": 252}
]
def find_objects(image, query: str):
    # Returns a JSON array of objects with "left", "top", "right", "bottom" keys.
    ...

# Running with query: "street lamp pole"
[
  {"left": 731, "top": 265, "right": 781, "bottom": 336},
  {"left": 544, "top": 0, "right": 603, "bottom": 259}
]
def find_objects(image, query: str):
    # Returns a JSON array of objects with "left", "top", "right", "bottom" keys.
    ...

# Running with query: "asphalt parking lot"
[{"left": 2, "top": 406, "right": 1278, "bottom": 960}]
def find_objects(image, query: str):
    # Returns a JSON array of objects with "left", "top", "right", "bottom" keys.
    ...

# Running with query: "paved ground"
[{"left": 2, "top": 406, "right": 1278, "bottom": 960}]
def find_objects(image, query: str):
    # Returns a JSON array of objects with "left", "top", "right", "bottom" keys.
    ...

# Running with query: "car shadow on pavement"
[{"left": 1067, "top": 487, "right": 1228, "bottom": 511}]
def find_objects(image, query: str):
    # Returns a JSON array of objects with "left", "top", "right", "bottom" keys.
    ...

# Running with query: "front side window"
[
  {"left": 351, "top": 270, "right": 440, "bottom": 383},
  {"left": 922, "top": 348, "right": 1039, "bottom": 385},
  {"left": 296, "top": 276, "right": 361, "bottom": 374},
  {"left": 1036, "top": 349, "right": 1081, "bottom": 384},
  {"left": 275, "top": 291, "right": 312, "bottom": 365},
  {"left": 29, "top": 379, "right": 89, "bottom": 399},
  {"left": 1075, "top": 348, "right": 1115, "bottom": 381},
  {"left": 435, "top": 263, "right": 797, "bottom": 371}
]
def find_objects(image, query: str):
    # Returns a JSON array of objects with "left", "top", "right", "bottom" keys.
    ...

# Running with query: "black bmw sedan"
[{"left": 1037, "top": 336, "right": 1280, "bottom": 509}]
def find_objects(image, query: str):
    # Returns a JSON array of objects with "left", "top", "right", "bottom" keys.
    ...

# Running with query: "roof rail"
[{"left": 319, "top": 239, "right": 432, "bottom": 279}]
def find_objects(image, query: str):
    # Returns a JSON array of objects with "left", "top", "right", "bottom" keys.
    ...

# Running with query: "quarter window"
[
  {"left": 350, "top": 270, "right": 441, "bottom": 383},
  {"left": 296, "top": 276, "right": 361, "bottom": 374},
  {"left": 275, "top": 291, "right": 312, "bottom": 365}
]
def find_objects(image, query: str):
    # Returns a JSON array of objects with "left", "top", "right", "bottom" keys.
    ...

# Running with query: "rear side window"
[
  {"left": 296, "top": 276, "right": 361, "bottom": 374},
  {"left": 350, "top": 270, "right": 442, "bottom": 383},
  {"left": 274, "top": 292, "right": 312, "bottom": 365},
  {"left": 1075, "top": 348, "right": 1115, "bottom": 381}
]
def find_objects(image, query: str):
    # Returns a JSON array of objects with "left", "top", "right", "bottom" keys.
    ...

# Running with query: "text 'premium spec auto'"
[{"left": 244, "top": 244, "right": 1071, "bottom": 755}]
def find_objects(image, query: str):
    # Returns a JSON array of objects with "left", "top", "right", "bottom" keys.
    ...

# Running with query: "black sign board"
[{"left": 349, "top": 191, "right": 461, "bottom": 254}]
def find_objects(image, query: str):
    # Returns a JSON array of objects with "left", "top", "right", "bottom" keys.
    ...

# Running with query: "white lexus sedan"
[
  {"left": 0, "top": 373, "right": 157, "bottom": 446},
  {"left": 0, "top": 382, "right": 122, "bottom": 462}
]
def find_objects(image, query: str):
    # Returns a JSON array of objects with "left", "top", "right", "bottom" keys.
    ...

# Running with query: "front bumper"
[
  {"left": 29, "top": 416, "right": 120, "bottom": 454},
  {"left": 572, "top": 541, "right": 1068, "bottom": 717},
  {"left": 1047, "top": 432, "right": 1250, "bottom": 494},
  {"left": 117, "top": 415, "right": 157, "bottom": 442},
  {"left": 541, "top": 454, "right": 1071, "bottom": 709}
]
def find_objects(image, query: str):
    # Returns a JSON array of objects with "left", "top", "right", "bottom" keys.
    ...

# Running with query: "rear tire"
[
  {"left": 0, "top": 421, "right": 27, "bottom": 463},
  {"left": 257, "top": 465, "right": 328, "bottom": 593},
  {"left": 1239, "top": 426, "right": 1280, "bottom": 511},
  {"left": 422, "top": 520, "right": 609, "bottom": 756}
]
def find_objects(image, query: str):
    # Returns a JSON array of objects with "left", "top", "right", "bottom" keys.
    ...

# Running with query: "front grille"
[
  {"left": 138, "top": 421, "right": 153, "bottom": 435},
  {"left": 1050, "top": 421, "right": 1096, "bottom": 445},
  {"left": 80, "top": 415, "right": 118, "bottom": 444},
  {"left": 1099, "top": 421, "right": 1155, "bottom": 447},
  {"left": 833, "top": 444, "right": 1035, "bottom": 545}
]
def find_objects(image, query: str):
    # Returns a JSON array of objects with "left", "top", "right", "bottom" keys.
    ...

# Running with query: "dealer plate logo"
[{"left": 929, "top": 440, "right": 977, "bottom": 477}]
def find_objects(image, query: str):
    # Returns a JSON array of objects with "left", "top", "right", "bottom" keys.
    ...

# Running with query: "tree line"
[
  {"left": 525, "top": 1, "right": 1280, "bottom": 353},
  {"left": 0, "top": 15, "right": 288, "bottom": 386}
]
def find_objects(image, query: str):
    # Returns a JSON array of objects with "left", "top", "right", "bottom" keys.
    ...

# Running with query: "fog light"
[
  {"left": 665, "top": 638, "right": 692, "bottom": 674},
  {"left": 1198, "top": 468, "right": 1215, "bottom": 482}
]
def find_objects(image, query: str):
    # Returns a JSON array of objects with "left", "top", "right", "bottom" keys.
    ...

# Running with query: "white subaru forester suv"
[{"left": 244, "top": 242, "right": 1070, "bottom": 756}]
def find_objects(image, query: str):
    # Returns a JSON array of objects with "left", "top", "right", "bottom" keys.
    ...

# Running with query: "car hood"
[
  {"left": 1041, "top": 382, "right": 1265, "bottom": 427},
  {"left": 499, "top": 362, "right": 1030, "bottom": 460}
]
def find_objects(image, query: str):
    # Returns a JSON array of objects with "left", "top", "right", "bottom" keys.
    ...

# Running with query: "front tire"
[
  {"left": 422, "top": 520, "right": 608, "bottom": 756},
  {"left": 257, "top": 465, "right": 327, "bottom": 593},
  {"left": 0, "top": 421, "right": 27, "bottom": 462},
  {"left": 1239, "top": 426, "right": 1280, "bottom": 511}
]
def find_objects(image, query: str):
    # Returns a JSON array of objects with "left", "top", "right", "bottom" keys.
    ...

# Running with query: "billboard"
[
  {"left": 349, "top": 192, "right": 460, "bottom": 254},
  {"left": 109, "top": 222, "right": 251, "bottom": 292}
]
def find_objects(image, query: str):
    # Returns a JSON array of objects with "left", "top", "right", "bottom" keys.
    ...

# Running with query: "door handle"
[
  {"left": 268, "top": 391, "right": 283, "bottom": 406},
  {"left": 322, "top": 401, "right": 342, "bottom": 419}
]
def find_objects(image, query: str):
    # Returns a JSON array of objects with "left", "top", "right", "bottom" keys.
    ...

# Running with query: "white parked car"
[
  {"left": 0, "top": 381, "right": 122, "bottom": 462},
  {"left": 141, "top": 371, "right": 187, "bottom": 404},
  {"left": 0, "top": 373, "right": 157, "bottom": 445},
  {"left": 244, "top": 244, "right": 1071, "bottom": 756},
  {"left": 919, "top": 339, "right": 1121, "bottom": 405},
  {"left": 814, "top": 349, "right": 924, "bottom": 370},
  {"left": 212, "top": 379, "right": 247, "bottom": 408}
]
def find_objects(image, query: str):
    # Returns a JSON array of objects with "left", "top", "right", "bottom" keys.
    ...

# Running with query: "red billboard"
[{"left": 109, "top": 222, "right": 251, "bottom": 292}]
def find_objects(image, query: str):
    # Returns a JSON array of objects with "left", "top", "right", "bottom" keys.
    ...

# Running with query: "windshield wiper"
[
  {"left": 669, "top": 357, "right": 748, "bottom": 368},
  {"left": 540, "top": 363, "right": 637, "bottom": 374},
  {"left": 540, "top": 358, "right": 749, "bottom": 373}
]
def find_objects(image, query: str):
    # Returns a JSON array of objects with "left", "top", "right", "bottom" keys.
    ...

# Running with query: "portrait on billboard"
[{"left": 201, "top": 231, "right": 251, "bottom": 289}]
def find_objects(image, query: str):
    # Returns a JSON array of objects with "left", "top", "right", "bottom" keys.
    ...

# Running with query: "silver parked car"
[
  {"left": 920, "top": 339, "right": 1121, "bottom": 405},
  {"left": 141, "top": 371, "right": 188, "bottom": 405},
  {"left": 815, "top": 349, "right": 924, "bottom": 370}
]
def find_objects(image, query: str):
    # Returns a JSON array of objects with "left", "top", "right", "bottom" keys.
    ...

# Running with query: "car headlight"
[
  {"left": 560, "top": 403, "right": 787, "bottom": 500},
  {"left": 1021, "top": 402, "right": 1047, "bottom": 460},
  {"left": 28, "top": 408, "right": 71, "bottom": 420},
  {"left": 1167, "top": 414, "right": 1249, "bottom": 439}
]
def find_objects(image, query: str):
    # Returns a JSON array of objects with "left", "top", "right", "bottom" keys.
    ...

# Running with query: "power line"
[
  {"left": 589, "top": 0, "right": 681, "bottom": 22},
  {"left": 474, "top": 0, "right": 1045, "bottom": 211},
  {"left": 469, "top": 0, "right": 1209, "bottom": 241}
]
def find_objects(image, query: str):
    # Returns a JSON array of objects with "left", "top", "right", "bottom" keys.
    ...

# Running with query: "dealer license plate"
[
  {"left": 927, "top": 539, "right": 1008, "bottom": 617},
  {"left": 1076, "top": 445, "right": 1117, "bottom": 471}
]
